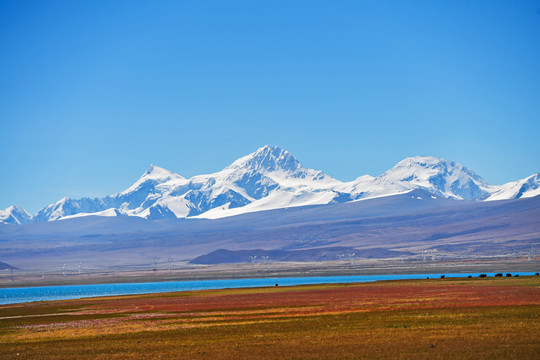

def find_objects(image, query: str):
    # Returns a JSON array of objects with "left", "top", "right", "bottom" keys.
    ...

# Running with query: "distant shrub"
[
  {"left": 468, "top": 275, "right": 472, "bottom": 278},
  {"left": 506, "top": 273, "right": 512, "bottom": 277},
  {"left": 494, "top": 273, "right": 503, "bottom": 277},
  {"left": 479, "top": 274, "right": 487, "bottom": 278},
  {"left": 440, "top": 275, "right": 445, "bottom": 279}
]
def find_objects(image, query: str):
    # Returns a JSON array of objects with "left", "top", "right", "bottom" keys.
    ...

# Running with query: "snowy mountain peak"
[
  {"left": 0, "top": 205, "right": 32, "bottom": 225},
  {"left": 395, "top": 155, "right": 445, "bottom": 167},
  {"left": 118, "top": 164, "right": 187, "bottom": 202},
  {"left": 385, "top": 156, "right": 486, "bottom": 183},
  {"left": 392, "top": 156, "right": 470, "bottom": 172},
  {"left": 141, "top": 164, "right": 184, "bottom": 181},
  {"left": 381, "top": 156, "right": 488, "bottom": 200},
  {"left": 228, "top": 145, "right": 301, "bottom": 173}
]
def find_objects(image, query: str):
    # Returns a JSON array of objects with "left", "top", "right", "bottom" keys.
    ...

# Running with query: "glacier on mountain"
[{"left": 1, "top": 145, "right": 539, "bottom": 224}]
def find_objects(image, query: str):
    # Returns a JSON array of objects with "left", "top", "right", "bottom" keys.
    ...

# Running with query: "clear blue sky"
[{"left": 1, "top": 0, "right": 539, "bottom": 213}]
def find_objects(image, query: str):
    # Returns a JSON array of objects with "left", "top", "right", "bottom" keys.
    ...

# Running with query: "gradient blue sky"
[{"left": 1, "top": 0, "right": 539, "bottom": 213}]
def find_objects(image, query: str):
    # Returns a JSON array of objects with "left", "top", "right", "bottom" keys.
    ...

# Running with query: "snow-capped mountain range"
[{"left": 2, "top": 145, "right": 539, "bottom": 224}]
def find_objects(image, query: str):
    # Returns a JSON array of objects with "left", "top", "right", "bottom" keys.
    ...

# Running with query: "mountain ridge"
[
  {"left": 2, "top": 146, "right": 539, "bottom": 224},
  {"left": 2, "top": 191, "right": 538, "bottom": 268}
]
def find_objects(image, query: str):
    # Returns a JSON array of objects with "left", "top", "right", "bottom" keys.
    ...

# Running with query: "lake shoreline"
[
  {"left": 1, "top": 258, "right": 538, "bottom": 289},
  {"left": 2, "top": 271, "right": 539, "bottom": 306}
]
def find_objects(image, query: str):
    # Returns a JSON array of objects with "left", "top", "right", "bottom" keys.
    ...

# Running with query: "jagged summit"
[
  {"left": 3, "top": 147, "right": 539, "bottom": 224},
  {"left": 228, "top": 145, "right": 301, "bottom": 173}
]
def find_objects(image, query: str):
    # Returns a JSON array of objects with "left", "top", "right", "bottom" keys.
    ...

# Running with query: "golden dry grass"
[{"left": 1, "top": 276, "right": 539, "bottom": 359}]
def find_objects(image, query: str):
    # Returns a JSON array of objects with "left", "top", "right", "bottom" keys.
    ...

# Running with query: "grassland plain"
[{"left": 0, "top": 277, "right": 539, "bottom": 359}]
